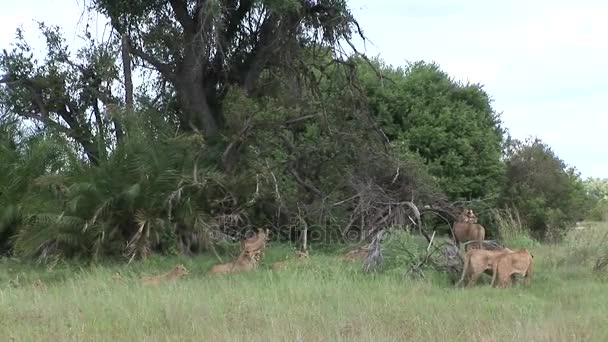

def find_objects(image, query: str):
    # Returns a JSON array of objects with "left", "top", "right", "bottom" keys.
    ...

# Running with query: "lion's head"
[
  {"left": 458, "top": 208, "right": 478, "bottom": 224},
  {"left": 170, "top": 264, "right": 189, "bottom": 276}
]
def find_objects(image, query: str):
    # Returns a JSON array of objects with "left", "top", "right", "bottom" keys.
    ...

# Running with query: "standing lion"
[
  {"left": 453, "top": 208, "right": 486, "bottom": 250},
  {"left": 491, "top": 248, "right": 534, "bottom": 288},
  {"left": 456, "top": 247, "right": 513, "bottom": 287}
]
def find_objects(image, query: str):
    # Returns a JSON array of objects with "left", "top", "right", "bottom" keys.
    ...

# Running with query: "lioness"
[
  {"left": 340, "top": 246, "right": 369, "bottom": 262},
  {"left": 240, "top": 228, "right": 269, "bottom": 254},
  {"left": 491, "top": 248, "right": 534, "bottom": 288},
  {"left": 210, "top": 249, "right": 260, "bottom": 274},
  {"left": 271, "top": 249, "right": 309, "bottom": 271},
  {"left": 456, "top": 247, "right": 513, "bottom": 287},
  {"left": 32, "top": 279, "right": 48, "bottom": 292},
  {"left": 453, "top": 208, "right": 486, "bottom": 250},
  {"left": 140, "top": 264, "right": 189, "bottom": 285}
]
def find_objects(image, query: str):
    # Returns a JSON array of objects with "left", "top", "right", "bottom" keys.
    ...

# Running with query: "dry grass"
[{"left": 1, "top": 222, "right": 607, "bottom": 341}]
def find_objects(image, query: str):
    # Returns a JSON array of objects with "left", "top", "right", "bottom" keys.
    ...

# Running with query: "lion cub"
[
  {"left": 491, "top": 248, "right": 534, "bottom": 288},
  {"left": 457, "top": 247, "right": 513, "bottom": 287},
  {"left": 140, "top": 264, "right": 189, "bottom": 285},
  {"left": 210, "top": 250, "right": 260, "bottom": 274}
]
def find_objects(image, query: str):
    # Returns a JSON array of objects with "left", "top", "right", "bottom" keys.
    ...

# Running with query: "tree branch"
[
  {"left": 126, "top": 39, "right": 176, "bottom": 81},
  {"left": 224, "top": 0, "right": 253, "bottom": 44},
  {"left": 169, "top": 0, "right": 195, "bottom": 34}
]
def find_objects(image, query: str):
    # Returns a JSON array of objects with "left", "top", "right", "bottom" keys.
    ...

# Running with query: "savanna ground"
[{"left": 1, "top": 222, "right": 607, "bottom": 342}]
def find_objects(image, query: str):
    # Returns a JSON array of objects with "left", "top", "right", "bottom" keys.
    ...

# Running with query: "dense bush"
[
  {"left": 583, "top": 178, "right": 608, "bottom": 221},
  {"left": 500, "top": 137, "right": 590, "bottom": 239},
  {"left": 357, "top": 59, "right": 506, "bottom": 201}
]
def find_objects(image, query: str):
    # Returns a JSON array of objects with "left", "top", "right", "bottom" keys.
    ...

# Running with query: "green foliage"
[
  {"left": 381, "top": 229, "right": 427, "bottom": 271},
  {"left": 2, "top": 110, "right": 234, "bottom": 261},
  {"left": 500, "top": 137, "right": 590, "bottom": 239},
  {"left": 583, "top": 177, "right": 608, "bottom": 221},
  {"left": 357, "top": 59, "right": 506, "bottom": 201}
]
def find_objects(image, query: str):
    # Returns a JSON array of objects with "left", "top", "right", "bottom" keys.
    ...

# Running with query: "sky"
[{"left": 1, "top": 0, "right": 607, "bottom": 179}]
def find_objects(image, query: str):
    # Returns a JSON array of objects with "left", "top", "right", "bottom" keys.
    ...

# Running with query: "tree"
[
  {"left": 0, "top": 23, "right": 121, "bottom": 165},
  {"left": 92, "top": 0, "right": 365, "bottom": 139},
  {"left": 583, "top": 177, "right": 608, "bottom": 221},
  {"left": 500, "top": 137, "right": 589, "bottom": 238},
  {"left": 357, "top": 59, "right": 506, "bottom": 200}
]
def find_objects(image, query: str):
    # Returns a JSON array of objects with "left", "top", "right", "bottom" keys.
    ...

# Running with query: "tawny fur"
[
  {"left": 32, "top": 279, "right": 47, "bottom": 292},
  {"left": 210, "top": 250, "right": 260, "bottom": 274},
  {"left": 240, "top": 229, "right": 269, "bottom": 260},
  {"left": 140, "top": 264, "right": 189, "bottom": 285},
  {"left": 456, "top": 247, "right": 513, "bottom": 287},
  {"left": 339, "top": 246, "right": 369, "bottom": 262},
  {"left": 453, "top": 208, "right": 486, "bottom": 250},
  {"left": 491, "top": 248, "right": 534, "bottom": 288},
  {"left": 271, "top": 249, "right": 309, "bottom": 271}
]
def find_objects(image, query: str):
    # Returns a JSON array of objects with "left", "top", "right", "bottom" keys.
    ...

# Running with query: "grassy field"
[{"left": 1, "top": 222, "right": 607, "bottom": 341}]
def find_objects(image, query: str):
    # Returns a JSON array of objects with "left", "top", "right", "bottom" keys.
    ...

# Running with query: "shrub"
[{"left": 500, "top": 137, "right": 590, "bottom": 240}]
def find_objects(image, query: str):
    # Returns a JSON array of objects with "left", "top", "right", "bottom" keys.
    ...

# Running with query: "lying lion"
[
  {"left": 453, "top": 208, "right": 486, "bottom": 250},
  {"left": 456, "top": 247, "right": 513, "bottom": 287},
  {"left": 339, "top": 245, "right": 369, "bottom": 262},
  {"left": 32, "top": 279, "right": 48, "bottom": 292},
  {"left": 140, "top": 264, "right": 189, "bottom": 285},
  {"left": 210, "top": 249, "right": 260, "bottom": 274},
  {"left": 271, "top": 249, "right": 309, "bottom": 271},
  {"left": 240, "top": 228, "right": 269, "bottom": 253},
  {"left": 491, "top": 248, "right": 534, "bottom": 288}
]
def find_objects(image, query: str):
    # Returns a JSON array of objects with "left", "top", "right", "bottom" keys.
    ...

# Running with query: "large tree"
[
  {"left": 92, "top": 0, "right": 363, "bottom": 138},
  {"left": 0, "top": 24, "right": 120, "bottom": 164}
]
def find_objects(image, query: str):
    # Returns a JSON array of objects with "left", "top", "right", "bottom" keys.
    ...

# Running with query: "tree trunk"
[
  {"left": 121, "top": 33, "right": 134, "bottom": 111},
  {"left": 175, "top": 73, "right": 219, "bottom": 137}
]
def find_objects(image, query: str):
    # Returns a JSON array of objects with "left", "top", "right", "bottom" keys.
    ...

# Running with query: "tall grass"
[
  {"left": 1, "top": 222, "right": 608, "bottom": 341},
  {"left": 492, "top": 207, "right": 539, "bottom": 248}
]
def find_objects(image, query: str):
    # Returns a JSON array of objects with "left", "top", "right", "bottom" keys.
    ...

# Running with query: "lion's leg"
[
  {"left": 497, "top": 270, "right": 512, "bottom": 288},
  {"left": 468, "top": 270, "right": 482, "bottom": 287},
  {"left": 490, "top": 262, "right": 500, "bottom": 287},
  {"left": 456, "top": 255, "right": 470, "bottom": 287}
]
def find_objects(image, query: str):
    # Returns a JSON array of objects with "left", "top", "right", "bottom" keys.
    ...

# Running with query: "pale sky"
[{"left": 1, "top": 0, "right": 607, "bottom": 179}]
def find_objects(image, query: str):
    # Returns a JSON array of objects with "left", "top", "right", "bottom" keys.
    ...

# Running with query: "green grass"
[{"left": 1, "top": 223, "right": 608, "bottom": 341}]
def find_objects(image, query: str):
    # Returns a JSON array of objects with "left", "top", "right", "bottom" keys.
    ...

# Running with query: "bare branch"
[
  {"left": 289, "top": 166, "right": 323, "bottom": 197},
  {"left": 282, "top": 114, "right": 319, "bottom": 127}
]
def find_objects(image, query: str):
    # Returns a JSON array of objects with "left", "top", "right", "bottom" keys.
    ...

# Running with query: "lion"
[
  {"left": 456, "top": 247, "right": 513, "bottom": 287},
  {"left": 491, "top": 248, "right": 534, "bottom": 288},
  {"left": 240, "top": 228, "right": 269, "bottom": 255},
  {"left": 32, "top": 279, "right": 47, "bottom": 292},
  {"left": 210, "top": 249, "right": 260, "bottom": 274},
  {"left": 272, "top": 249, "right": 309, "bottom": 271},
  {"left": 140, "top": 264, "right": 189, "bottom": 285},
  {"left": 453, "top": 208, "right": 485, "bottom": 250},
  {"left": 340, "top": 245, "right": 369, "bottom": 262}
]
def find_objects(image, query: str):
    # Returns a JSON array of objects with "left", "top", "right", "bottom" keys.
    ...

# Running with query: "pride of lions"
[
  {"left": 454, "top": 208, "right": 534, "bottom": 288},
  {"left": 136, "top": 209, "right": 533, "bottom": 289}
]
